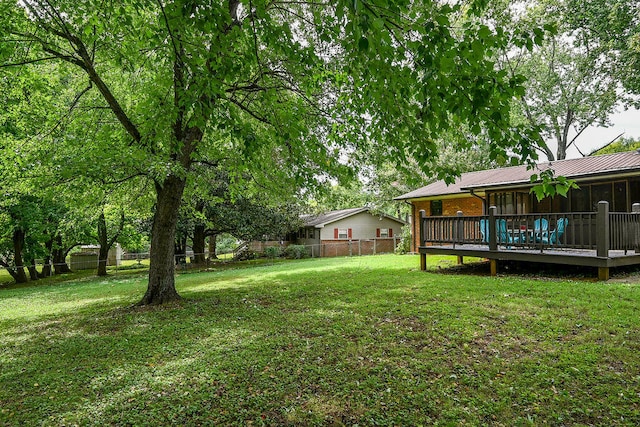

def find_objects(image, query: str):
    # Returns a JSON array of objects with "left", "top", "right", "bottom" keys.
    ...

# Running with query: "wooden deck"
[
  {"left": 417, "top": 202, "right": 640, "bottom": 280},
  {"left": 419, "top": 244, "right": 640, "bottom": 277}
]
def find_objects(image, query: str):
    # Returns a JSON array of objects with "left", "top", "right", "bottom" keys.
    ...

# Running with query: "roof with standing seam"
[{"left": 395, "top": 150, "right": 640, "bottom": 200}]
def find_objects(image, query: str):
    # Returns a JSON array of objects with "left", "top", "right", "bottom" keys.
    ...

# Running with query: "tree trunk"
[
  {"left": 41, "top": 238, "right": 53, "bottom": 277},
  {"left": 53, "top": 247, "right": 72, "bottom": 274},
  {"left": 40, "top": 257, "right": 52, "bottom": 277},
  {"left": 175, "top": 237, "right": 187, "bottom": 266},
  {"left": 97, "top": 245, "right": 109, "bottom": 276},
  {"left": 26, "top": 258, "right": 39, "bottom": 281},
  {"left": 208, "top": 234, "right": 218, "bottom": 260},
  {"left": 192, "top": 223, "right": 207, "bottom": 264},
  {"left": 137, "top": 174, "right": 186, "bottom": 305},
  {"left": 51, "top": 236, "right": 73, "bottom": 274},
  {"left": 191, "top": 201, "right": 207, "bottom": 264},
  {"left": 0, "top": 260, "right": 20, "bottom": 282},
  {"left": 97, "top": 211, "right": 109, "bottom": 276},
  {"left": 12, "top": 229, "right": 29, "bottom": 284}
]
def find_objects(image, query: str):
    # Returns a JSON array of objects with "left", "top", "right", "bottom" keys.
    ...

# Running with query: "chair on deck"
[
  {"left": 540, "top": 218, "right": 568, "bottom": 245},
  {"left": 479, "top": 219, "right": 489, "bottom": 243},
  {"left": 496, "top": 218, "right": 520, "bottom": 247},
  {"left": 533, "top": 218, "right": 549, "bottom": 242}
]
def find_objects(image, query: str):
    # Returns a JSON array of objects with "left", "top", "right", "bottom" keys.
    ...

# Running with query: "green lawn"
[{"left": 1, "top": 255, "right": 639, "bottom": 425}]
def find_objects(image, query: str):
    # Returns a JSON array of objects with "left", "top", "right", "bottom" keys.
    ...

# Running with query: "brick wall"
[{"left": 411, "top": 196, "right": 483, "bottom": 250}]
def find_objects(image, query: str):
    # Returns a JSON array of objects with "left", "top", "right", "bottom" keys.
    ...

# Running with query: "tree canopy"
[
  {"left": 2, "top": 0, "right": 540, "bottom": 304},
  {"left": 490, "top": 0, "right": 638, "bottom": 161}
]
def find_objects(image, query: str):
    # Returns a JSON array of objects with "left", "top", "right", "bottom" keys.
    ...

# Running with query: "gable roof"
[
  {"left": 302, "top": 207, "right": 407, "bottom": 228},
  {"left": 395, "top": 150, "right": 640, "bottom": 200}
]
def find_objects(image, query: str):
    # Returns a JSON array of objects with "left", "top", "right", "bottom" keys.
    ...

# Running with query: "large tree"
[
  {"left": 2, "top": 0, "right": 536, "bottom": 305},
  {"left": 565, "top": 0, "right": 640, "bottom": 97},
  {"left": 490, "top": 0, "right": 636, "bottom": 161}
]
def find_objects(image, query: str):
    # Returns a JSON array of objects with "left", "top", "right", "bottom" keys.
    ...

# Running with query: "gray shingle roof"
[
  {"left": 302, "top": 207, "right": 407, "bottom": 227},
  {"left": 302, "top": 207, "right": 368, "bottom": 227},
  {"left": 395, "top": 150, "right": 640, "bottom": 200}
]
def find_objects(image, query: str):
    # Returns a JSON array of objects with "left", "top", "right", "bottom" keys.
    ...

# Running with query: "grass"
[{"left": 1, "top": 254, "right": 639, "bottom": 425}]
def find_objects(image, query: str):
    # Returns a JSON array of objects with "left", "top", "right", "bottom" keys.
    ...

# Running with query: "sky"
[{"left": 550, "top": 107, "right": 640, "bottom": 160}]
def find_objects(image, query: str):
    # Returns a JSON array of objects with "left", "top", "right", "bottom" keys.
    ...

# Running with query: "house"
[
  {"left": 296, "top": 207, "right": 407, "bottom": 257},
  {"left": 250, "top": 207, "right": 407, "bottom": 257},
  {"left": 395, "top": 150, "right": 640, "bottom": 279}
]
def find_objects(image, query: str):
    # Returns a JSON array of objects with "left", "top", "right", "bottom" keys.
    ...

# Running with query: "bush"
[
  {"left": 284, "top": 245, "right": 309, "bottom": 259},
  {"left": 234, "top": 250, "right": 258, "bottom": 261},
  {"left": 395, "top": 225, "right": 412, "bottom": 254},
  {"left": 264, "top": 246, "right": 283, "bottom": 259},
  {"left": 215, "top": 233, "right": 238, "bottom": 255}
]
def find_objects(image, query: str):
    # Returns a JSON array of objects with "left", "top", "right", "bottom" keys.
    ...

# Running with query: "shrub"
[
  {"left": 395, "top": 225, "right": 412, "bottom": 254},
  {"left": 284, "top": 245, "right": 309, "bottom": 259},
  {"left": 215, "top": 233, "right": 238, "bottom": 255},
  {"left": 234, "top": 250, "right": 257, "bottom": 261},
  {"left": 264, "top": 246, "right": 283, "bottom": 259}
]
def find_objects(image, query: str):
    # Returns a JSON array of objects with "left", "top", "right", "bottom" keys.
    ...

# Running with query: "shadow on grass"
[{"left": 2, "top": 256, "right": 640, "bottom": 425}]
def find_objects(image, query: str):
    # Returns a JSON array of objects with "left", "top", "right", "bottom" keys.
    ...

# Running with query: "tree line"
[{"left": 1, "top": 0, "right": 638, "bottom": 304}]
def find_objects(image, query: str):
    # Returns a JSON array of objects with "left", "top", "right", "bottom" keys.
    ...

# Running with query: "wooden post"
[
  {"left": 490, "top": 259, "right": 497, "bottom": 276},
  {"left": 598, "top": 267, "right": 610, "bottom": 281},
  {"left": 633, "top": 203, "right": 640, "bottom": 254},
  {"left": 596, "top": 201, "right": 609, "bottom": 258},
  {"left": 488, "top": 206, "right": 498, "bottom": 251},
  {"left": 457, "top": 256, "right": 463, "bottom": 265},
  {"left": 419, "top": 209, "right": 427, "bottom": 247},
  {"left": 455, "top": 210, "right": 463, "bottom": 247},
  {"left": 420, "top": 253, "right": 427, "bottom": 271},
  {"left": 596, "top": 201, "right": 610, "bottom": 280}
]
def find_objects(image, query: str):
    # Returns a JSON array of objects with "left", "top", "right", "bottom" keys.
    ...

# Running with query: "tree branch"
[{"left": 0, "top": 55, "right": 60, "bottom": 68}]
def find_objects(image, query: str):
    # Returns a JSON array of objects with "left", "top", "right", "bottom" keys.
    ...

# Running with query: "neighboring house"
[
  {"left": 299, "top": 206, "right": 405, "bottom": 243},
  {"left": 396, "top": 150, "right": 640, "bottom": 253},
  {"left": 250, "top": 207, "right": 407, "bottom": 257},
  {"left": 395, "top": 150, "right": 640, "bottom": 280}
]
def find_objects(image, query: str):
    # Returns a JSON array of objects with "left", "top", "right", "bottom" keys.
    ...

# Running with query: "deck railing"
[{"left": 419, "top": 201, "right": 640, "bottom": 256}]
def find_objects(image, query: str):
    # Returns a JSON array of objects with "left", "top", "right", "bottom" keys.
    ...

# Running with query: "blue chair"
[
  {"left": 479, "top": 219, "right": 489, "bottom": 243},
  {"left": 496, "top": 218, "right": 520, "bottom": 247},
  {"left": 540, "top": 218, "right": 568, "bottom": 245},
  {"left": 533, "top": 218, "right": 549, "bottom": 242}
]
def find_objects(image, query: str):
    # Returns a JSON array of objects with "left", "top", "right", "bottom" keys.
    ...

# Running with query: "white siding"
[{"left": 319, "top": 212, "right": 404, "bottom": 240}]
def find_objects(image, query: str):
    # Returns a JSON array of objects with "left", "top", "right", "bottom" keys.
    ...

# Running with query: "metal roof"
[
  {"left": 395, "top": 150, "right": 640, "bottom": 200},
  {"left": 302, "top": 207, "right": 407, "bottom": 228}
]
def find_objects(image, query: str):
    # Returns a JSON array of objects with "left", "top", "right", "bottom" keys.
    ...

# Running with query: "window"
[
  {"left": 489, "top": 191, "right": 531, "bottom": 214},
  {"left": 631, "top": 179, "right": 640, "bottom": 207},
  {"left": 591, "top": 183, "right": 612, "bottom": 211},
  {"left": 430, "top": 200, "right": 443, "bottom": 216},
  {"left": 570, "top": 187, "right": 590, "bottom": 212},
  {"left": 333, "top": 228, "right": 352, "bottom": 239},
  {"left": 614, "top": 181, "right": 627, "bottom": 212},
  {"left": 376, "top": 228, "right": 394, "bottom": 238}
]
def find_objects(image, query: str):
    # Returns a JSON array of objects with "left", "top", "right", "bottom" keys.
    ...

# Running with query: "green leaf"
[{"left": 358, "top": 36, "right": 369, "bottom": 52}]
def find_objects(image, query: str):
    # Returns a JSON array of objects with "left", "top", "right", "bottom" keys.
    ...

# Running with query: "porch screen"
[
  {"left": 631, "top": 179, "right": 640, "bottom": 206},
  {"left": 570, "top": 187, "right": 590, "bottom": 212},
  {"left": 591, "top": 184, "right": 612, "bottom": 211},
  {"left": 489, "top": 192, "right": 528, "bottom": 214}
]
